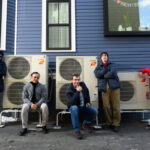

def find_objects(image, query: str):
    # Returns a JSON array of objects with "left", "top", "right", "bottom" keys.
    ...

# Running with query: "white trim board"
[
  {"left": 14, "top": 0, "right": 18, "bottom": 55},
  {"left": 0, "top": 0, "right": 7, "bottom": 51}
]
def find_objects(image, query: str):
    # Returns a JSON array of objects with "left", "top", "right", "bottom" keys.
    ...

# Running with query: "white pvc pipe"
[{"left": 14, "top": 0, "right": 18, "bottom": 56}]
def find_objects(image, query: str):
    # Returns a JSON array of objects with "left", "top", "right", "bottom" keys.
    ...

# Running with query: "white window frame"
[
  {"left": 0, "top": 0, "right": 7, "bottom": 51},
  {"left": 42, "top": 0, "right": 76, "bottom": 52}
]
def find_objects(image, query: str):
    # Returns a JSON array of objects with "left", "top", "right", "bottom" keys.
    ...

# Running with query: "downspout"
[{"left": 14, "top": 0, "right": 18, "bottom": 56}]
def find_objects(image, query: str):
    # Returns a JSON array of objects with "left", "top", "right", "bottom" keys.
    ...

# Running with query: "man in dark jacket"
[
  {"left": 0, "top": 51, "right": 7, "bottom": 110},
  {"left": 94, "top": 52, "right": 120, "bottom": 132},
  {"left": 66, "top": 74, "right": 98, "bottom": 139}
]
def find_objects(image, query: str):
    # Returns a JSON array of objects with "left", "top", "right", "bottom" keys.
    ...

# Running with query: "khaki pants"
[
  {"left": 21, "top": 103, "right": 49, "bottom": 128},
  {"left": 102, "top": 84, "right": 120, "bottom": 126}
]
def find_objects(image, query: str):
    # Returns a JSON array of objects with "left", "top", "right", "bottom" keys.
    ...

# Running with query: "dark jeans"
[
  {"left": 0, "top": 92, "right": 3, "bottom": 112},
  {"left": 69, "top": 105, "right": 98, "bottom": 132}
]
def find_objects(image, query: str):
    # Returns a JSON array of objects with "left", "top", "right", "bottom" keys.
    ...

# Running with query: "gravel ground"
[{"left": 0, "top": 120, "right": 149, "bottom": 150}]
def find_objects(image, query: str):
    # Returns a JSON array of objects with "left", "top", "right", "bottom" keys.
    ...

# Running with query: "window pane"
[
  {"left": 48, "top": 3, "right": 58, "bottom": 24},
  {"left": 107, "top": 0, "right": 150, "bottom": 32},
  {"left": 59, "top": 3, "right": 69, "bottom": 24},
  {"left": 48, "top": 26, "right": 69, "bottom": 48}
]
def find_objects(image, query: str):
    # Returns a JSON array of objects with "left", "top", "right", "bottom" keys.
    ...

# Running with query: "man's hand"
[
  {"left": 139, "top": 72, "right": 148, "bottom": 78},
  {"left": 86, "top": 103, "right": 90, "bottom": 107},
  {"left": 76, "top": 86, "right": 82, "bottom": 92},
  {"left": 139, "top": 72, "right": 144, "bottom": 78},
  {"left": 31, "top": 104, "right": 38, "bottom": 110}
]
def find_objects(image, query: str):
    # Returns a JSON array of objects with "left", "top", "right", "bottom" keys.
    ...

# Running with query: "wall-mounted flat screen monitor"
[{"left": 104, "top": 0, "right": 150, "bottom": 36}]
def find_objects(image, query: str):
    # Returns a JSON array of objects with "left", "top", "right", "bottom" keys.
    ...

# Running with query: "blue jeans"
[{"left": 69, "top": 105, "right": 98, "bottom": 132}]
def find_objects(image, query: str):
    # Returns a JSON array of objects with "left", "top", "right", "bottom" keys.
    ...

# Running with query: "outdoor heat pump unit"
[
  {"left": 56, "top": 56, "right": 98, "bottom": 109},
  {"left": 118, "top": 72, "right": 150, "bottom": 110},
  {"left": 3, "top": 55, "right": 48, "bottom": 108},
  {"left": 56, "top": 59, "right": 150, "bottom": 110}
]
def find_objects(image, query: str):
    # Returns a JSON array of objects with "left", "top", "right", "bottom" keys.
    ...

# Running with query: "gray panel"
[
  {"left": 120, "top": 81, "right": 134, "bottom": 102},
  {"left": 7, "top": 82, "right": 24, "bottom": 105},
  {"left": 59, "top": 83, "right": 70, "bottom": 106},
  {"left": 60, "top": 59, "right": 82, "bottom": 80},
  {"left": 8, "top": 57, "right": 30, "bottom": 79}
]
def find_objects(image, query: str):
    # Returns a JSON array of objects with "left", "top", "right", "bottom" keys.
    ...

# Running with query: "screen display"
[{"left": 104, "top": 0, "right": 150, "bottom": 36}]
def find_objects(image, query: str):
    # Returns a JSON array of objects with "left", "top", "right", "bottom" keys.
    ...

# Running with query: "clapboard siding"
[
  {"left": 6, "top": 0, "right": 15, "bottom": 54},
  {"left": 16, "top": 0, "right": 41, "bottom": 54},
  {"left": 15, "top": 0, "right": 150, "bottom": 71}
]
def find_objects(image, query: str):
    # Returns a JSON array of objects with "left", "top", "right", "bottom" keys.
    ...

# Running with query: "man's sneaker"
[
  {"left": 83, "top": 124, "right": 93, "bottom": 133},
  {"left": 42, "top": 126, "right": 48, "bottom": 134},
  {"left": 19, "top": 128, "right": 28, "bottom": 136},
  {"left": 75, "top": 130, "right": 83, "bottom": 140},
  {"left": 84, "top": 124, "right": 90, "bottom": 129},
  {"left": 112, "top": 125, "right": 119, "bottom": 132}
]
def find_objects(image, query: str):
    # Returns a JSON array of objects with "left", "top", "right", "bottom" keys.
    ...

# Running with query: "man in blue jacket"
[
  {"left": 0, "top": 51, "right": 7, "bottom": 110},
  {"left": 66, "top": 74, "right": 98, "bottom": 139},
  {"left": 94, "top": 52, "right": 120, "bottom": 132}
]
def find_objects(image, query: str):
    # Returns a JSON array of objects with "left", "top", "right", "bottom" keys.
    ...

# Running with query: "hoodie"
[{"left": 94, "top": 56, "right": 120, "bottom": 92}]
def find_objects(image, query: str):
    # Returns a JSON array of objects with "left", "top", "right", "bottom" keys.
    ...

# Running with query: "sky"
[
  {"left": 140, "top": 0, "right": 150, "bottom": 7},
  {"left": 139, "top": 0, "right": 150, "bottom": 27}
]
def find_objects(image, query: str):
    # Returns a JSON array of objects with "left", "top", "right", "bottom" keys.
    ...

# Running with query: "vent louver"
[
  {"left": 120, "top": 81, "right": 134, "bottom": 102},
  {"left": 60, "top": 59, "right": 82, "bottom": 80},
  {"left": 59, "top": 84, "right": 70, "bottom": 106},
  {"left": 7, "top": 82, "right": 25, "bottom": 105},
  {"left": 8, "top": 57, "right": 30, "bottom": 79}
]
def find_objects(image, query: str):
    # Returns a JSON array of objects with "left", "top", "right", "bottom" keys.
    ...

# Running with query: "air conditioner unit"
[
  {"left": 3, "top": 55, "right": 48, "bottom": 108},
  {"left": 56, "top": 56, "right": 98, "bottom": 109},
  {"left": 118, "top": 72, "right": 150, "bottom": 110}
]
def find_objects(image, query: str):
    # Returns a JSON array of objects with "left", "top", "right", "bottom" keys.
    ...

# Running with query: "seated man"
[
  {"left": 66, "top": 74, "right": 98, "bottom": 140},
  {"left": 19, "top": 72, "right": 49, "bottom": 136}
]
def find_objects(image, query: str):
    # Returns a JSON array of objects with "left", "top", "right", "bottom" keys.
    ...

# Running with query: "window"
[
  {"left": 0, "top": 0, "right": 7, "bottom": 50},
  {"left": 47, "top": 0, "right": 70, "bottom": 49},
  {"left": 42, "top": 0, "right": 76, "bottom": 52},
  {"left": 104, "top": 0, "right": 150, "bottom": 36}
]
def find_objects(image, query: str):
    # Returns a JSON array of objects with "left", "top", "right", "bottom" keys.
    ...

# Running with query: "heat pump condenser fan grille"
[
  {"left": 120, "top": 81, "right": 134, "bottom": 101},
  {"left": 59, "top": 84, "right": 70, "bottom": 106},
  {"left": 60, "top": 59, "right": 82, "bottom": 80},
  {"left": 8, "top": 57, "right": 30, "bottom": 79},
  {"left": 7, "top": 82, "right": 25, "bottom": 105}
]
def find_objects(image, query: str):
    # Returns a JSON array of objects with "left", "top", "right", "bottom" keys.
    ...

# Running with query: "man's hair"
[
  {"left": 72, "top": 73, "right": 80, "bottom": 79},
  {"left": 31, "top": 72, "right": 40, "bottom": 76},
  {"left": 100, "top": 51, "right": 109, "bottom": 57}
]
